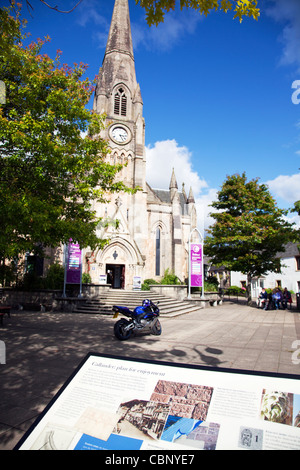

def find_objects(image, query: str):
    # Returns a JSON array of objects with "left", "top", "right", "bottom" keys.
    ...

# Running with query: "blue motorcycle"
[{"left": 113, "top": 299, "right": 161, "bottom": 340}]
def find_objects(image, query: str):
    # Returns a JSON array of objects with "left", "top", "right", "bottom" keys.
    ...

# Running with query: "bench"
[
  {"left": 209, "top": 299, "right": 223, "bottom": 307},
  {"left": 286, "top": 298, "right": 293, "bottom": 309},
  {"left": 0, "top": 306, "right": 11, "bottom": 326}
]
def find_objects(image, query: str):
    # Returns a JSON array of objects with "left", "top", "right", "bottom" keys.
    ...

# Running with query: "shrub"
[
  {"left": 141, "top": 279, "right": 158, "bottom": 290},
  {"left": 82, "top": 272, "right": 92, "bottom": 284},
  {"left": 44, "top": 263, "right": 65, "bottom": 289},
  {"left": 160, "top": 269, "right": 182, "bottom": 285},
  {"left": 22, "top": 271, "right": 45, "bottom": 290},
  {"left": 225, "top": 285, "right": 246, "bottom": 296},
  {"left": 206, "top": 276, "right": 219, "bottom": 287},
  {"left": 204, "top": 281, "right": 219, "bottom": 292},
  {"left": 0, "top": 262, "right": 16, "bottom": 287}
]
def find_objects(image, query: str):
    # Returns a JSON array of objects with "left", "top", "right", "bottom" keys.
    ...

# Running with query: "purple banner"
[
  {"left": 66, "top": 242, "right": 81, "bottom": 284},
  {"left": 190, "top": 243, "right": 202, "bottom": 287}
]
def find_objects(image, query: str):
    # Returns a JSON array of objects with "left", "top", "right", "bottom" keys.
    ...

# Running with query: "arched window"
[
  {"left": 114, "top": 87, "right": 127, "bottom": 116},
  {"left": 155, "top": 227, "right": 161, "bottom": 276}
]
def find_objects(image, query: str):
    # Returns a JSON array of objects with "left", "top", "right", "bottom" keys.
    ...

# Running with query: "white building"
[{"left": 230, "top": 243, "right": 300, "bottom": 297}]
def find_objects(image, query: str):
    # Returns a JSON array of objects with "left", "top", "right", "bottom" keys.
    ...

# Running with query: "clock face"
[{"left": 111, "top": 126, "right": 129, "bottom": 143}]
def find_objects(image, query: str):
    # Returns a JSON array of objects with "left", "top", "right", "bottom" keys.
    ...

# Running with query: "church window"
[
  {"left": 114, "top": 94, "right": 120, "bottom": 114},
  {"left": 121, "top": 95, "right": 127, "bottom": 116},
  {"left": 111, "top": 151, "right": 117, "bottom": 164},
  {"left": 114, "top": 87, "right": 127, "bottom": 116},
  {"left": 155, "top": 227, "right": 161, "bottom": 276}
]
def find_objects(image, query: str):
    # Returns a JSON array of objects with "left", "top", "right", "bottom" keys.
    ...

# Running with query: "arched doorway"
[
  {"left": 97, "top": 237, "right": 141, "bottom": 290},
  {"left": 106, "top": 264, "right": 125, "bottom": 289}
]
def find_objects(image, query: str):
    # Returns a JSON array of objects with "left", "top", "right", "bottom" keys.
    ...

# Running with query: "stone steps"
[{"left": 72, "top": 289, "right": 201, "bottom": 316}]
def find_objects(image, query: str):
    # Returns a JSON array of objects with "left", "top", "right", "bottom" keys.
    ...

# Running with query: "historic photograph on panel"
[
  {"left": 150, "top": 380, "right": 214, "bottom": 420},
  {"left": 114, "top": 399, "right": 170, "bottom": 440}
]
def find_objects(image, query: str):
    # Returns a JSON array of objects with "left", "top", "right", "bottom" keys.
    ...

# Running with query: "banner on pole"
[
  {"left": 66, "top": 242, "right": 81, "bottom": 284},
  {"left": 190, "top": 243, "right": 203, "bottom": 287}
]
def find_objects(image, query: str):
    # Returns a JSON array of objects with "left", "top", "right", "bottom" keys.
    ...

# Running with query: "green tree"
[
  {"left": 136, "top": 0, "right": 260, "bottom": 26},
  {"left": 13, "top": 0, "right": 260, "bottom": 25},
  {"left": 292, "top": 200, "right": 300, "bottom": 217},
  {"left": 0, "top": 4, "right": 135, "bottom": 263},
  {"left": 204, "top": 173, "right": 295, "bottom": 303}
]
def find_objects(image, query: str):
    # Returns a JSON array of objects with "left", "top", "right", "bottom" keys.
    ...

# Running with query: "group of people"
[{"left": 257, "top": 287, "right": 292, "bottom": 310}]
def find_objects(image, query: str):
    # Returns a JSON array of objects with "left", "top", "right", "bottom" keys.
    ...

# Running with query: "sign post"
[
  {"left": 188, "top": 227, "right": 204, "bottom": 299},
  {"left": 63, "top": 240, "right": 82, "bottom": 298}
]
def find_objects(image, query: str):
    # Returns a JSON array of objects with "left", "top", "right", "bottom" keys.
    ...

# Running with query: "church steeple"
[
  {"left": 105, "top": 0, "right": 134, "bottom": 61},
  {"left": 187, "top": 186, "right": 195, "bottom": 203},
  {"left": 93, "top": 0, "right": 145, "bottom": 190},
  {"left": 169, "top": 168, "right": 178, "bottom": 190},
  {"left": 93, "top": 0, "right": 142, "bottom": 118}
]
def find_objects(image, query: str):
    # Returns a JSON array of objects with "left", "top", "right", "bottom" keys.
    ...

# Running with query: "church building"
[{"left": 81, "top": 0, "right": 197, "bottom": 289}]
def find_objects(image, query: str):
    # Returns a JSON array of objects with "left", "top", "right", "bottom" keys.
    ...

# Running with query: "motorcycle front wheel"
[
  {"left": 114, "top": 319, "right": 133, "bottom": 340},
  {"left": 151, "top": 319, "right": 162, "bottom": 336}
]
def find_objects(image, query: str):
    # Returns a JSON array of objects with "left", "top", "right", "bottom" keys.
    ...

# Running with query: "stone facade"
[
  {"left": 31, "top": 0, "right": 196, "bottom": 290},
  {"left": 78, "top": 0, "right": 197, "bottom": 289}
]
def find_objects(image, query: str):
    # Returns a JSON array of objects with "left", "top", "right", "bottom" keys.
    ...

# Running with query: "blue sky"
[{"left": 5, "top": 0, "right": 300, "bottom": 233}]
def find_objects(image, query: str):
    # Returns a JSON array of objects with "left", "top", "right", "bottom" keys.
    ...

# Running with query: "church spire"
[
  {"left": 187, "top": 186, "right": 195, "bottom": 203},
  {"left": 93, "top": 0, "right": 141, "bottom": 118},
  {"left": 169, "top": 168, "right": 178, "bottom": 190},
  {"left": 104, "top": 0, "right": 134, "bottom": 61}
]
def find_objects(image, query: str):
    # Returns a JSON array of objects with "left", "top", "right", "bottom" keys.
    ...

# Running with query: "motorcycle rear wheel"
[{"left": 114, "top": 319, "right": 133, "bottom": 341}]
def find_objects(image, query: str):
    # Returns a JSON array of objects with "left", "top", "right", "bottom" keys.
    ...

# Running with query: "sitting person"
[
  {"left": 272, "top": 288, "right": 283, "bottom": 310},
  {"left": 282, "top": 287, "right": 292, "bottom": 309},
  {"left": 257, "top": 288, "right": 268, "bottom": 309}
]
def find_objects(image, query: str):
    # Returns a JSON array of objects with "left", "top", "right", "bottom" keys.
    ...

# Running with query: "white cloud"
[
  {"left": 146, "top": 139, "right": 207, "bottom": 193},
  {"left": 266, "top": 0, "right": 300, "bottom": 70},
  {"left": 264, "top": 173, "right": 300, "bottom": 232},
  {"left": 132, "top": 9, "right": 201, "bottom": 52},
  {"left": 196, "top": 189, "right": 218, "bottom": 235},
  {"left": 145, "top": 139, "right": 217, "bottom": 235},
  {"left": 75, "top": 0, "right": 201, "bottom": 52},
  {"left": 75, "top": 0, "right": 109, "bottom": 48},
  {"left": 265, "top": 173, "right": 300, "bottom": 203},
  {"left": 76, "top": 0, "right": 108, "bottom": 27}
]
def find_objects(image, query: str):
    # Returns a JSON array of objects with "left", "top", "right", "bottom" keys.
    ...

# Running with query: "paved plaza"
[{"left": 0, "top": 299, "right": 299, "bottom": 450}]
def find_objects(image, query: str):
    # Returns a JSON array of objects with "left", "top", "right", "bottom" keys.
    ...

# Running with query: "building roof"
[
  {"left": 147, "top": 185, "right": 191, "bottom": 215},
  {"left": 276, "top": 242, "right": 300, "bottom": 258}
]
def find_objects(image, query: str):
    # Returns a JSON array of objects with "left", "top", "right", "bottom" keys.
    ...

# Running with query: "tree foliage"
[
  {"left": 10, "top": 0, "right": 260, "bottom": 26},
  {"left": 136, "top": 0, "right": 260, "bottom": 26},
  {"left": 292, "top": 200, "right": 300, "bottom": 217},
  {"left": 204, "top": 173, "right": 295, "bottom": 300},
  {"left": 0, "top": 4, "right": 134, "bottom": 261}
]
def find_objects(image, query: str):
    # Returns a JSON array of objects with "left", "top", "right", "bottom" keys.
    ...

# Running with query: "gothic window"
[
  {"left": 114, "top": 87, "right": 127, "bottom": 116},
  {"left": 111, "top": 151, "right": 117, "bottom": 165},
  {"left": 155, "top": 227, "right": 161, "bottom": 276}
]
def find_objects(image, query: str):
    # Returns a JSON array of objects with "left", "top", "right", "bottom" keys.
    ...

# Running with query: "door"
[{"left": 106, "top": 264, "right": 125, "bottom": 289}]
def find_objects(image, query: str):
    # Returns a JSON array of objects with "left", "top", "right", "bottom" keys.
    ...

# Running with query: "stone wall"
[{"left": 0, "top": 284, "right": 111, "bottom": 311}]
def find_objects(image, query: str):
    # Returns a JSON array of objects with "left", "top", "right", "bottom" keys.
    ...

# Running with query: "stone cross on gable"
[{"left": 115, "top": 196, "right": 122, "bottom": 208}]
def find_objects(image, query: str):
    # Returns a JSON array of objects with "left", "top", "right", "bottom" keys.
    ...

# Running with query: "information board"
[
  {"left": 66, "top": 242, "right": 81, "bottom": 284},
  {"left": 15, "top": 353, "right": 300, "bottom": 451},
  {"left": 190, "top": 243, "right": 203, "bottom": 287}
]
